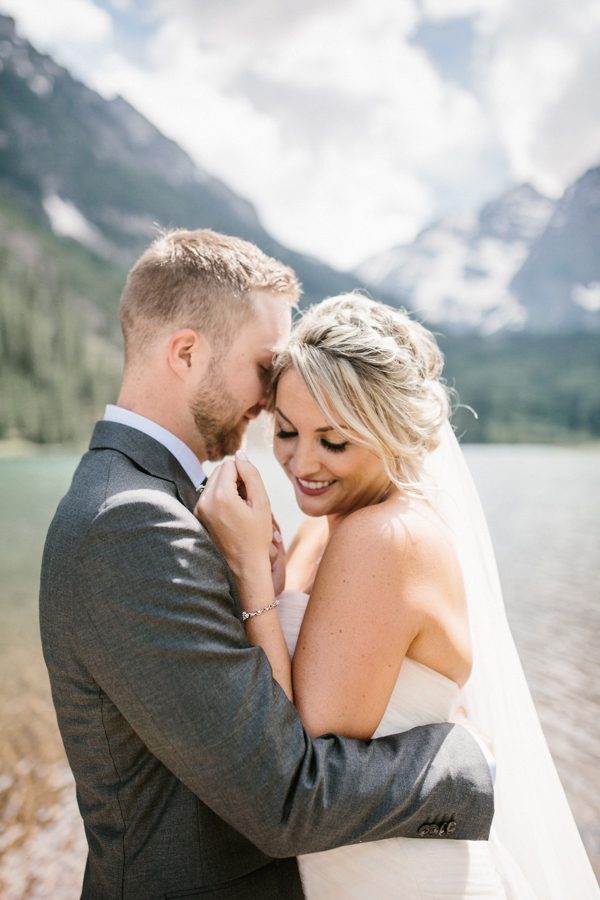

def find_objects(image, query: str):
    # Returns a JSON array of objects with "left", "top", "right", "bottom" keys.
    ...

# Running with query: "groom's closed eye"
[{"left": 258, "top": 365, "right": 273, "bottom": 383}]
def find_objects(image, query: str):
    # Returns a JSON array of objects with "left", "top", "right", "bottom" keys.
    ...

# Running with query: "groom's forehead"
[
  {"left": 253, "top": 337, "right": 288, "bottom": 358},
  {"left": 232, "top": 322, "right": 288, "bottom": 361},
  {"left": 244, "top": 295, "right": 292, "bottom": 353}
]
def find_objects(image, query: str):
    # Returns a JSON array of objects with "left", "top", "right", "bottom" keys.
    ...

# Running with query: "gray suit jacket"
[{"left": 39, "top": 421, "right": 494, "bottom": 899}]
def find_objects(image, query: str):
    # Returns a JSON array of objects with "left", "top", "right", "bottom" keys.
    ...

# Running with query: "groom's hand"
[{"left": 195, "top": 452, "right": 273, "bottom": 578}]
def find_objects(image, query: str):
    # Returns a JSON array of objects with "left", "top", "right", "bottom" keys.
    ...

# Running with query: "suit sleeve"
[{"left": 78, "top": 489, "right": 494, "bottom": 857}]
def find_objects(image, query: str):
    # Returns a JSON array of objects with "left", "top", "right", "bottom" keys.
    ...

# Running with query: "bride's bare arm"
[{"left": 292, "top": 504, "right": 433, "bottom": 739}]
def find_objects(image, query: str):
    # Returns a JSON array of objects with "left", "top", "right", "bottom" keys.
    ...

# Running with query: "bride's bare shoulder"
[
  {"left": 331, "top": 494, "right": 450, "bottom": 560},
  {"left": 321, "top": 494, "right": 461, "bottom": 605}
]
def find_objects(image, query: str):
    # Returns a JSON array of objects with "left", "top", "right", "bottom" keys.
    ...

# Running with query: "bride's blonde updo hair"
[{"left": 271, "top": 292, "right": 451, "bottom": 495}]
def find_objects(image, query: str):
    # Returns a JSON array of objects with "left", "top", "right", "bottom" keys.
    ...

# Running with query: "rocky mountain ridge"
[
  {"left": 357, "top": 174, "right": 600, "bottom": 333},
  {"left": 0, "top": 13, "right": 367, "bottom": 304}
]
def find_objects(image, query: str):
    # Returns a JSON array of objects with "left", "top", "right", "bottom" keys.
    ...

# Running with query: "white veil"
[{"left": 425, "top": 422, "right": 599, "bottom": 899}]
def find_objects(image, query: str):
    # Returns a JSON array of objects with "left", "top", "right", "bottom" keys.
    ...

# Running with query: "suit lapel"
[{"left": 89, "top": 420, "right": 199, "bottom": 512}]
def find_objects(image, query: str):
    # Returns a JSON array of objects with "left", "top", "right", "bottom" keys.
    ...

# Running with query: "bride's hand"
[{"left": 195, "top": 452, "right": 273, "bottom": 577}]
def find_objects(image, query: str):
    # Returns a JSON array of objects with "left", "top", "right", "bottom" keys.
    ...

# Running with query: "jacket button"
[
  {"left": 447, "top": 821, "right": 457, "bottom": 834},
  {"left": 429, "top": 824, "right": 439, "bottom": 835},
  {"left": 418, "top": 825, "right": 430, "bottom": 836}
]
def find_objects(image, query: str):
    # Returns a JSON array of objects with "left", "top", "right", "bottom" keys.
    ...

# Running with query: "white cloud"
[
  {"left": 106, "top": 0, "right": 134, "bottom": 10},
  {"left": 572, "top": 282, "right": 600, "bottom": 312},
  {"left": 3, "top": 0, "right": 599, "bottom": 269},
  {"left": 0, "top": 0, "right": 112, "bottom": 48},
  {"left": 421, "top": 0, "right": 501, "bottom": 20},
  {"left": 85, "top": 0, "right": 493, "bottom": 267},
  {"left": 477, "top": 0, "right": 600, "bottom": 194}
]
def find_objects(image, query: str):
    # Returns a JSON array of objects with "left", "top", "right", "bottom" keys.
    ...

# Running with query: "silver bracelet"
[{"left": 241, "top": 598, "right": 280, "bottom": 622}]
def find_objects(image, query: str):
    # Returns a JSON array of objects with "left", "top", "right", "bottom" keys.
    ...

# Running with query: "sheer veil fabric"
[{"left": 426, "top": 423, "right": 599, "bottom": 898}]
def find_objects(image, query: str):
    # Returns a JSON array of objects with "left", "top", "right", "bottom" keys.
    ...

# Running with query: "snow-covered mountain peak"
[
  {"left": 478, "top": 183, "right": 554, "bottom": 244},
  {"left": 355, "top": 182, "right": 580, "bottom": 333}
]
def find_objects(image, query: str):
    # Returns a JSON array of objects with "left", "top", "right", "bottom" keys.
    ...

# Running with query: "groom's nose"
[{"left": 256, "top": 386, "right": 270, "bottom": 410}]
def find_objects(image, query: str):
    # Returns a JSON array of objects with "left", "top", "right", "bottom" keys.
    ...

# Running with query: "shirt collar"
[{"left": 103, "top": 405, "right": 206, "bottom": 490}]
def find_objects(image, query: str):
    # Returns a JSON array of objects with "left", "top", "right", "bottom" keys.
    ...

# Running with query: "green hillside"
[
  {"left": 0, "top": 197, "right": 123, "bottom": 443},
  {"left": 441, "top": 333, "right": 600, "bottom": 443}
]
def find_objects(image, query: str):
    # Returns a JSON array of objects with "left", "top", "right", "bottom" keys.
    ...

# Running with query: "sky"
[{"left": 2, "top": 0, "right": 600, "bottom": 270}]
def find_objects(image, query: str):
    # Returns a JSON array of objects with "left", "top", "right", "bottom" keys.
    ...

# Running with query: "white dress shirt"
[{"left": 103, "top": 405, "right": 206, "bottom": 489}]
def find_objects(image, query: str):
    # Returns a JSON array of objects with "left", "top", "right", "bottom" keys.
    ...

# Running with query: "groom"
[{"left": 40, "top": 229, "right": 494, "bottom": 899}]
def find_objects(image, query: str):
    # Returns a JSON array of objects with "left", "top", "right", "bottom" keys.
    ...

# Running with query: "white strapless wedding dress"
[{"left": 279, "top": 590, "right": 538, "bottom": 900}]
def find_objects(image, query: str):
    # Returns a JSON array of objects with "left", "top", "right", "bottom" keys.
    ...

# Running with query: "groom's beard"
[{"left": 191, "top": 368, "right": 254, "bottom": 460}]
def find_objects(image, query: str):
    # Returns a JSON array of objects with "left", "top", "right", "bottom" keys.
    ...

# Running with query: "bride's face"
[{"left": 273, "top": 368, "right": 391, "bottom": 519}]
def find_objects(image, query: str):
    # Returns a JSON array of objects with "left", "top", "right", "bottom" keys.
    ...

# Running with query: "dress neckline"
[{"left": 401, "top": 656, "right": 462, "bottom": 692}]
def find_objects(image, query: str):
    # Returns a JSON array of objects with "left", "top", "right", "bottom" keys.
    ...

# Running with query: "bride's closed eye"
[
  {"left": 275, "top": 426, "right": 348, "bottom": 453},
  {"left": 320, "top": 438, "right": 348, "bottom": 453}
]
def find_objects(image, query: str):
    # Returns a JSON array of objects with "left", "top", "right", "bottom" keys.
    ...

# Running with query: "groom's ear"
[{"left": 167, "top": 328, "right": 212, "bottom": 381}]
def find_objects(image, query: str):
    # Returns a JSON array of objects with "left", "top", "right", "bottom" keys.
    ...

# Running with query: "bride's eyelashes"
[
  {"left": 320, "top": 438, "right": 348, "bottom": 453},
  {"left": 275, "top": 427, "right": 348, "bottom": 453}
]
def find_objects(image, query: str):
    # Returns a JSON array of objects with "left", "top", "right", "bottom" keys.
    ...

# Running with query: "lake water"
[{"left": 0, "top": 445, "right": 598, "bottom": 897}]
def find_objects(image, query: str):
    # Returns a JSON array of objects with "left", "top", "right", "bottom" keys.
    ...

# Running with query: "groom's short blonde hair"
[{"left": 120, "top": 228, "right": 300, "bottom": 359}]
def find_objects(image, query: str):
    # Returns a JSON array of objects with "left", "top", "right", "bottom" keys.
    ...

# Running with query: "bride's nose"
[{"left": 289, "top": 440, "right": 321, "bottom": 479}]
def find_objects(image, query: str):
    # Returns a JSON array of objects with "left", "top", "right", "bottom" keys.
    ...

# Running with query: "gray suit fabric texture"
[{"left": 39, "top": 421, "right": 494, "bottom": 899}]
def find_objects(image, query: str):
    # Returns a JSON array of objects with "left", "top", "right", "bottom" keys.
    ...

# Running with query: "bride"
[{"left": 197, "top": 293, "right": 598, "bottom": 899}]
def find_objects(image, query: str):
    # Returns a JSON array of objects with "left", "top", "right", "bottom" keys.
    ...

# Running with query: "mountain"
[
  {"left": 509, "top": 166, "right": 600, "bottom": 332},
  {"left": 356, "top": 184, "right": 557, "bottom": 333},
  {"left": 0, "top": 14, "right": 598, "bottom": 446},
  {"left": 358, "top": 172, "right": 600, "bottom": 334},
  {"left": 0, "top": 12, "right": 377, "bottom": 445},
  {"left": 0, "top": 13, "right": 366, "bottom": 304}
]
